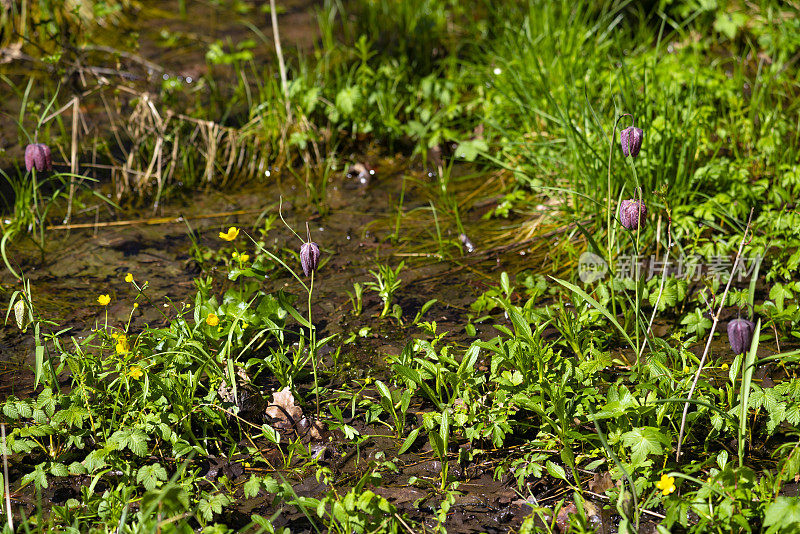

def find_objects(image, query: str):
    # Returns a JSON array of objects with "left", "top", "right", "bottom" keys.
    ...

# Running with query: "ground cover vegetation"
[{"left": 1, "top": 0, "right": 800, "bottom": 532}]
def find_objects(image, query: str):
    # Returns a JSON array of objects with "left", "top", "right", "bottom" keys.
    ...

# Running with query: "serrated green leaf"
[
  {"left": 49, "top": 462, "right": 68, "bottom": 477},
  {"left": 244, "top": 474, "right": 262, "bottom": 499},
  {"left": 16, "top": 402, "right": 32, "bottom": 419},
  {"left": 2, "top": 403, "right": 18, "bottom": 420},
  {"left": 137, "top": 463, "right": 168, "bottom": 491},
  {"left": 68, "top": 462, "right": 87, "bottom": 475},
  {"left": 621, "top": 427, "right": 670, "bottom": 465},
  {"left": 83, "top": 448, "right": 109, "bottom": 472}
]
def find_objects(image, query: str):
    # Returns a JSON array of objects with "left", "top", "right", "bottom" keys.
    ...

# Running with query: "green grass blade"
[{"left": 551, "top": 276, "right": 636, "bottom": 352}]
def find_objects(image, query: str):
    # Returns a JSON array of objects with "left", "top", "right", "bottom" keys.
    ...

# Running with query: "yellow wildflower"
[
  {"left": 721, "top": 363, "right": 729, "bottom": 371},
  {"left": 133, "top": 302, "right": 139, "bottom": 308},
  {"left": 128, "top": 366, "right": 144, "bottom": 380},
  {"left": 115, "top": 335, "right": 129, "bottom": 354},
  {"left": 206, "top": 313, "right": 220, "bottom": 326},
  {"left": 232, "top": 251, "right": 239, "bottom": 259},
  {"left": 97, "top": 294, "right": 111, "bottom": 306},
  {"left": 238, "top": 253, "right": 250, "bottom": 263},
  {"left": 219, "top": 227, "right": 240, "bottom": 241},
  {"left": 124, "top": 273, "right": 134, "bottom": 283},
  {"left": 656, "top": 474, "right": 676, "bottom": 496}
]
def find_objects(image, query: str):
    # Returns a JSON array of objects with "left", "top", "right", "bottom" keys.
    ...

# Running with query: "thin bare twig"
[
  {"left": 676, "top": 208, "right": 755, "bottom": 461},
  {"left": 639, "top": 214, "right": 673, "bottom": 356},
  {"left": 269, "top": 0, "right": 292, "bottom": 122}
]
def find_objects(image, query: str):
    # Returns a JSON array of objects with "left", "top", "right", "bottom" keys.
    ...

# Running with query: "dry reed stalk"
[
  {"left": 45, "top": 208, "right": 264, "bottom": 231},
  {"left": 63, "top": 95, "right": 80, "bottom": 224},
  {"left": 269, "top": 0, "right": 291, "bottom": 122}
]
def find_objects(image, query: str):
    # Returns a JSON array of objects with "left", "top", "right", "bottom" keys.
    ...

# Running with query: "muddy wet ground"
[
  {"left": 3, "top": 2, "right": 798, "bottom": 532},
  {"left": 0, "top": 148, "right": 581, "bottom": 532}
]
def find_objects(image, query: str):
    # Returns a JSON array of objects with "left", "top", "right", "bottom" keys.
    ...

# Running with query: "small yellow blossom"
[
  {"left": 656, "top": 474, "right": 676, "bottom": 496},
  {"left": 97, "top": 294, "right": 111, "bottom": 306},
  {"left": 115, "top": 335, "right": 129, "bottom": 354},
  {"left": 241, "top": 322, "right": 248, "bottom": 330},
  {"left": 219, "top": 227, "right": 240, "bottom": 241},
  {"left": 124, "top": 273, "right": 134, "bottom": 283},
  {"left": 133, "top": 302, "right": 139, "bottom": 308},
  {"left": 128, "top": 366, "right": 144, "bottom": 380},
  {"left": 206, "top": 313, "right": 220, "bottom": 326},
  {"left": 721, "top": 363, "right": 729, "bottom": 371},
  {"left": 232, "top": 251, "right": 239, "bottom": 259},
  {"left": 238, "top": 253, "right": 250, "bottom": 263}
]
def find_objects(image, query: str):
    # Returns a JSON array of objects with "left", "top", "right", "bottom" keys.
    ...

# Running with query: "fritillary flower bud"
[
  {"left": 13, "top": 299, "right": 25, "bottom": 330},
  {"left": 620, "top": 126, "right": 643, "bottom": 157},
  {"left": 727, "top": 317, "right": 755, "bottom": 355},
  {"left": 619, "top": 199, "right": 647, "bottom": 230},
  {"left": 24, "top": 143, "right": 53, "bottom": 172},
  {"left": 300, "top": 241, "right": 320, "bottom": 277}
]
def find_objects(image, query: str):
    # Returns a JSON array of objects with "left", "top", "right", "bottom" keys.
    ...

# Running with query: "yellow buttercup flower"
[
  {"left": 133, "top": 302, "right": 139, "bottom": 308},
  {"left": 219, "top": 227, "right": 240, "bottom": 241},
  {"left": 238, "top": 253, "right": 250, "bottom": 263},
  {"left": 128, "top": 366, "right": 144, "bottom": 380},
  {"left": 206, "top": 313, "right": 220, "bottom": 326},
  {"left": 97, "top": 294, "right": 111, "bottom": 306},
  {"left": 232, "top": 251, "right": 239, "bottom": 259},
  {"left": 721, "top": 363, "right": 729, "bottom": 371},
  {"left": 656, "top": 474, "right": 676, "bottom": 496},
  {"left": 115, "top": 335, "right": 129, "bottom": 354},
  {"left": 124, "top": 273, "right": 134, "bottom": 283}
]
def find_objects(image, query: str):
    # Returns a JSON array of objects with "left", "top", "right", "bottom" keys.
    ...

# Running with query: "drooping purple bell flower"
[
  {"left": 300, "top": 241, "right": 320, "bottom": 277},
  {"left": 24, "top": 143, "right": 53, "bottom": 172},
  {"left": 620, "top": 126, "right": 643, "bottom": 157},
  {"left": 619, "top": 199, "right": 647, "bottom": 230},
  {"left": 727, "top": 317, "right": 755, "bottom": 355}
]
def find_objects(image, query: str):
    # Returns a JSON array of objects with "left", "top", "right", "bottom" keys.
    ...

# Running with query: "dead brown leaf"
[{"left": 265, "top": 387, "right": 303, "bottom": 429}]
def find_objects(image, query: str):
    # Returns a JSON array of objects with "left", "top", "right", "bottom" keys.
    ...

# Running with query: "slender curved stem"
[{"left": 676, "top": 208, "right": 754, "bottom": 461}]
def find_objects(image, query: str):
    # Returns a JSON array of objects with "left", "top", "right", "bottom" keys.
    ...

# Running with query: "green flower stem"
[{"left": 308, "top": 270, "right": 319, "bottom": 417}]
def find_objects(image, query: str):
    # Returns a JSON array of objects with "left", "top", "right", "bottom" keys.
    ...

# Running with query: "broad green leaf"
[
  {"left": 398, "top": 427, "right": 421, "bottom": 455},
  {"left": 49, "top": 463, "right": 68, "bottom": 477},
  {"left": 244, "top": 475, "right": 262, "bottom": 499},
  {"left": 546, "top": 460, "right": 568, "bottom": 482},
  {"left": 764, "top": 497, "right": 800, "bottom": 534},
  {"left": 137, "top": 463, "right": 168, "bottom": 491},
  {"left": 620, "top": 427, "right": 670, "bottom": 465}
]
